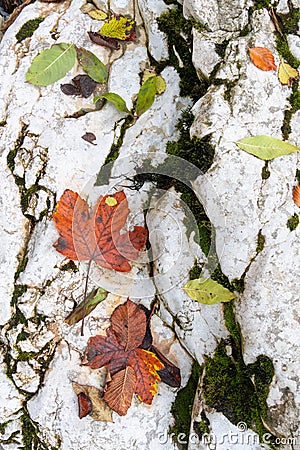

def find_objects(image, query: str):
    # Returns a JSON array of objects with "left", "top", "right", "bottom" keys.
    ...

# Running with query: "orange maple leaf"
[
  {"left": 249, "top": 47, "right": 277, "bottom": 71},
  {"left": 52, "top": 190, "right": 147, "bottom": 272}
]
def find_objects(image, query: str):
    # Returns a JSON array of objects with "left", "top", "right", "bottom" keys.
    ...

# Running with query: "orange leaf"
[
  {"left": 128, "top": 348, "right": 164, "bottom": 404},
  {"left": 249, "top": 47, "right": 277, "bottom": 71},
  {"left": 104, "top": 366, "right": 136, "bottom": 416},
  {"left": 52, "top": 190, "right": 147, "bottom": 272},
  {"left": 293, "top": 185, "right": 300, "bottom": 207}
]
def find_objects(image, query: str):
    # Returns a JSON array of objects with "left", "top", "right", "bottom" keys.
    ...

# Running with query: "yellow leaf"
[
  {"left": 88, "top": 9, "right": 108, "bottom": 21},
  {"left": 99, "top": 15, "right": 136, "bottom": 41},
  {"left": 278, "top": 60, "right": 299, "bottom": 85},
  {"left": 142, "top": 69, "right": 166, "bottom": 95}
]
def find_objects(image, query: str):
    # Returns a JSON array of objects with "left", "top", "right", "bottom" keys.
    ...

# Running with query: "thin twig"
[{"left": 80, "top": 259, "right": 92, "bottom": 336}]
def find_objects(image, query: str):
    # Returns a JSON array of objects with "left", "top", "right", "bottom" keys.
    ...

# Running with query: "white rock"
[
  {"left": 192, "top": 28, "right": 222, "bottom": 80},
  {"left": 287, "top": 34, "right": 300, "bottom": 60},
  {"left": 276, "top": 0, "right": 290, "bottom": 14},
  {"left": 13, "top": 361, "right": 40, "bottom": 392}
]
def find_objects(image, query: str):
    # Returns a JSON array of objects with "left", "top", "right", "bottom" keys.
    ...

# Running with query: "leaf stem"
[{"left": 81, "top": 259, "right": 92, "bottom": 336}]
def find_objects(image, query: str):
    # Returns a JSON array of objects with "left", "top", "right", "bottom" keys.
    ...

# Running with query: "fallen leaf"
[
  {"left": 142, "top": 70, "right": 166, "bottom": 95},
  {"left": 278, "top": 60, "right": 299, "bottom": 85},
  {"left": 53, "top": 190, "right": 147, "bottom": 272},
  {"left": 65, "top": 287, "right": 108, "bottom": 325},
  {"left": 83, "top": 299, "right": 179, "bottom": 415},
  {"left": 81, "top": 132, "right": 97, "bottom": 145},
  {"left": 135, "top": 76, "right": 157, "bottom": 117},
  {"left": 249, "top": 47, "right": 277, "bottom": 71},
  {"left": 104, "top": 366, "right": 136, "bottom": 416},
  {"left": 150, "top": 345, "right": 181, "bottom": 388},
  {"left": 235, "top": 135, "right": 300, "bottom": 160},
  {"left": 88, "top": 31, "right": 120, "bottom": 50},
  {"left": 72, "top": 74, "right": 97, "bottom": 98},
  {"left": 76, "top": 47, "right": 108, "bottom": 83},
  {"left": 293, "top": 185, "right": 300, "bottom": 207},
  {"left": 183, "top": 278, "right": 235, "bottom": 304},
  {"left": 72, "top": 382, "right": 113, "bottom": 421},
  {"left": 60, "top": 83, "right": 81, "bottom": 96},
  {"left": 88, "top": 9, "right": 108, "bottom": 21},
  {"left": 26, "top": 43, "right": 76, "bottom": 86},
  {"left": 95, "top": 92, "right": 130, "bottom": 113},
  {"left": 99, "top": 15, "right": 136, "bottom": 41}
]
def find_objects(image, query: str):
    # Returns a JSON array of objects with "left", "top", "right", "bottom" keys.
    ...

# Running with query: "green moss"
[
  {"left": 170, "top": 362, "right": 202, "bottom": 448},
  {"left": 157, "top": 7, "right": 207, "bottom": 100},
  {"left": 223, "top": 302, "right": 242, "bottom": 349},
  {"left": 189, "top": 260, "right": 203, "bottom": 280},
  {"left": 287, "top": 213, "right": 299, "bottom": 231},
  {"left": 282, "top": 83, "right": 300, "bottom": 139},
  {"left": 278, "top": 6, "right": 300, "bottom": 36},
  {"left": 256, "top": 230, "right": 265, "bottom": 253},
  {"left": 11, "top": 284, "right": 27, "bottom": 306},
  {"left": 276, "top": 38, "right": 299, "bottom": 68},
  {"left": 16, "top": 330, "right": 30, "bottom": 343},
  {"left": 16, "top": 18, "right": 44, "bottom": 43},
  {"left": 211, "top": 264, "right": 233, "bottom": 291},
  {"left": 60, "top": 260, "right": 79, "bottom": 272},
  {"left": 224, "top": 80, "right": 238, "bottom": 102},
  {"left": 296, "top": 169, "right": 300, "bottom": 183},
  {"left": 231, "top": 277, "right": 245, "bottom": 293},
  {"left": 21, "top": 409, "right": 53, "bottom": 450},
  {"left": 193, "top": 411, "right": 210, "bottom": 438},
  {"left": 262, "top": 161, "right": 270, "bottom": 179},
  {"left": 203, "top": 340, "right": 276, "bottom": 447},
  {"left": 252, "top": 0, "right": 271, "bottom": 9},
  {"left": 0, "top": 120, "right": 7, "bottom": 126}
]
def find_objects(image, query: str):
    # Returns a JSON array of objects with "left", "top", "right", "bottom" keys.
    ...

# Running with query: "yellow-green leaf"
[
  {"left": 183, "top": 278, "right": 235, "bottom": 304},
  {"left": 96, "top": 92, "right": 130, "bottom": 113},
  {"left": 26, "top": 43, "right": 76, "bottom": 86},
  {"left": 142, "top": 70, "right": 166, "bottom": 95},
  {"left": 278, "top": 60, "right": 299, "bottom": 85},
  {"left": 135, "top": 76, "right": 157, "bottom": 117},
  {"left": 88, "top": 9, "right": 107, "bottom": 21},
  {"left": 65, "top": 287, "right": 108, "bottom": 325},
  {"left": 99, "top": 15, "right": 135, "bottom": 41},
  {"left": 76, "top": 47, "right": 108, "bottom": 83},
  {"left": 236, "top": 135, "right": 300, "bottom": 160}
]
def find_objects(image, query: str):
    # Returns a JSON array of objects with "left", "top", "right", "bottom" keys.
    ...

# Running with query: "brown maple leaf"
[
  {"left": 83, "top": 299, "right": 165, "bottom": 415},
  {"left": 52, "top": 189, "right": 147, "bottom": 272}
]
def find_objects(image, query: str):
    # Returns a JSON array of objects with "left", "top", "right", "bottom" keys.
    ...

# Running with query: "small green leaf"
[
  {"left": 236, "top": 135, "right": 300, "bottom": 160},
  {"left": 26, "top": 43, "right": 76, "bottom": 86},
  {"left": 65, "top": 287, "right": 108, "bottom": 325},
  {"left": 135, "top": 76, "right": 157, "bottom": 117},
  {"left": 76, "top": 47, "right": 108, "bottom": 83},
  {"left": 183, "top": 278, "right": 235, "bottom": 304},
  {"left": 95, "top": 92, "right": 130, "bottom": 113}
]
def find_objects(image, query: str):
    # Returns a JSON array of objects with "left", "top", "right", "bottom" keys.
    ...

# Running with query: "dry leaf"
[
  {"left": 278, "top": 60, "right": 299, "bottom": 85},
  {"left": 249, "top": 47, "right": 277, "bottom": 71},
  {"left": 72, "top": 382, "right": 113, "bottom": 421},
  {"left": 292, "top": 185, "right": 300, "bottom": 207}
]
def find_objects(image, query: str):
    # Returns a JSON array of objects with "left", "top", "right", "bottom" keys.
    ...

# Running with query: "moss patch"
[
  {"left": 287, "top": 213, "right": 299, "bottom": 231},
  {"left": 16, "top": 18, "right": 44, "bottom": 43},
  {"left": 170, "top": 362, "right": 202, "bottom": 449}
]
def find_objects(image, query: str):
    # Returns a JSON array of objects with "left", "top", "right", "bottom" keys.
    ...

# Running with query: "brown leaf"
[
  {"left": 249, "top": 47, "right": 277, "bottom": 71},
  {"left": 81, "top": 132, "right": 97, "bottom": 145},
  {"left": 293, "top": 185, "right": 300, "bottom": 207},
  {"left": 72, "top": 74, "right": 97, "bottom": 98},
  {"left": 72, "top": 382, "right": 113, "bottom": 421},
  {"left": 60, "top": 83, "right": 81, "bottom": 96},
  {"left": 111, "top": 299, "right": 146, "bottom": 351},
  {"left": 88, "top": 31, "right": 120, "bottom": 50},
  {"left": 104, "top": 366, "right": 136, "bottom": 416}
]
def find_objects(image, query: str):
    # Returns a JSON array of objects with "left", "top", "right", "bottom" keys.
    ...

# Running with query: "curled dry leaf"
[
  {"left": 292, "top": 185, "right": 300, "bottom": 207},
  {"left": 249, "top": 47, "right": 277, "bottom": 71},
  {"left": 72, "top": 382, "right": 113, "bottom": 421},
  {"left": 81, "top": 132, "right": 97, "bottom": 145},
  {"left": 88, "top": 31, "right": 120, "bottom": 50},
  {"left": 52, "top": 190, "right": 147, "bottom": 272}
]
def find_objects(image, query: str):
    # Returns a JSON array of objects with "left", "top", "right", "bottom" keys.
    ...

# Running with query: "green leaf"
[
  {"left": 26, "top": 43, "right": 76, "bottom": 86},
  {"left": 76, "top": 47, "right": 108, "bottom": 83},
  {"left": 65, "top": 287, "right": 108, "bottom": 325},
  {"left": 183, "top": 278, "right": 235, "bottom": 304},
  {"left": 135, "top": 76, "right": 157, "bottom": 117},
  {"left": 235, "top": 135, "right": 300, "bottom": 160},
  {"left": 95, "top": 92, "right": 130, "bottom": 113}
]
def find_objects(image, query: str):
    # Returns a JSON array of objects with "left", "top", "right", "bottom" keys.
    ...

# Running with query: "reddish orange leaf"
[
  {"left": 104, "top": 366, "right": 136, "bottom": 416},
  {"left": 52, "top": 190, "right": 147, "bottom": 272},
  {"left": 249, "top": 47, "right": 277, "bottom": 71},
  {"left": 128, "top": 348, "right": 164, "bottom": 404},
  {"left": 77, "top": 392, "right": 92, "bottom": 419},
  {"left": 293, "top": 185, "right": 300, "bottom": 207}
]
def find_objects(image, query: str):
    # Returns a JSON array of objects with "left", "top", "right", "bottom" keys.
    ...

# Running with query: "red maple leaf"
[
  {"left": 83, "top": 299, "right": 165, "bottom": 415},
  {"left": 52, "top": 190, "right": 147, "bottom": 272}
]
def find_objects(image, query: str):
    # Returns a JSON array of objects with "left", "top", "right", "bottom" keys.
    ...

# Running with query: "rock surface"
[{"left": 0, "top": 0, "right": 299, "bottom": 449}]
